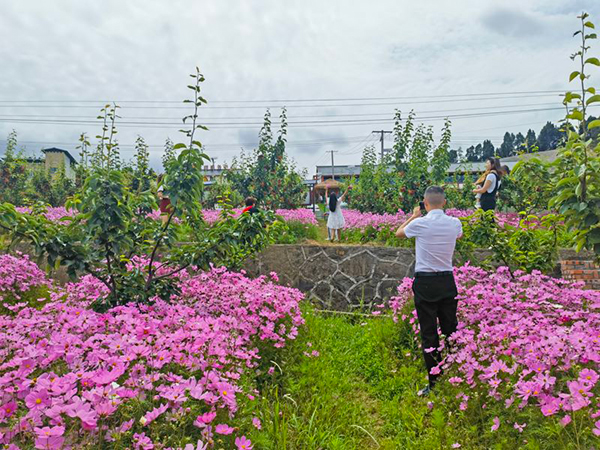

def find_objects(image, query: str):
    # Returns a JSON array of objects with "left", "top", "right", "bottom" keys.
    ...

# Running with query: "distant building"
[
  {"left": 25, "top": 148, "right": 77, "bottom": 180},
  {"left": 315, "top": 165, "right": 361, "bottom": 182},
  {"left": 315, "top": 150, "right": 559, "bottom": 184},
  {"left": 200, "top": 164, "right": 237, "bottom": 182}
]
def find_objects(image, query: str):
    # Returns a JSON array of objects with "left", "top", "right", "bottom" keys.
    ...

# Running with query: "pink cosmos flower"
[
  {"left": 252, "top": 417, "right": 262, "bottom": 429},
  {"left": 34, "top": 436, "right": 64, "bottom": 450},
  {"left": 184, "top": 441, "right": 208, "bottom": 450},
  {"left": 196, "top": 411, "right": 216, "bottom": 425},
  {"left": 33, "top": 426, "right": 64, "bottom": 450},
  {"left": 235, "top": 436, "right": 253, "bottom": 450},
  {"left": 34, "top": 426, "right": 64, "bottom": 438},
  {"left": 215, "top": 424, "right": 235, "bottom": 435},
  {"left": 593, "top": 420, "right": 600, "bottom": 437},
  {"left": 141, "top": 403, "right": 168, "bottom": 426},
  {"left": 513, "top": 422, "right": 527, "bottom": 433},
  {"left": 25, "top": 390, "right": 51, "bottom": 410},
  {"left": 118, "top": 419, "right": 135, "bottom": 433},
  {"left": 560, "top": 415, "right": 572, "bottom": 427},
  {"left": 491, "top": 417, "right": 500, "bottom": 431},
  {"left": 0, "top": 401, "right": 17, "bottom": 419},
  {"left": 133, "top": 432, "right": 154, "bottom": 450},
  {"left": 579, "top": 369, "right": 599, "bottom": 387}
]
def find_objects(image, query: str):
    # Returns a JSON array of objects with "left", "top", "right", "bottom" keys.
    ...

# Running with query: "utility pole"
[
  {"left": 372, "top": 130, "right": 392, "bottom": 161},
  {"left": 326, "top": 150, "right": 338, "bottom": 181}
]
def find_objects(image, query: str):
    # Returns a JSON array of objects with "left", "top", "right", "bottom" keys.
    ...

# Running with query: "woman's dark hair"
[
  {"left": 329, "top": 192, "right": 338, "bottom": 212},
  {"left": 487, "top": 157, "right": 503, "bottom": 178},
  {"left": 245, "top": 197, "right": 256, "bottom": 207},
  {"left": 501, "top": 165, "right": 510, "bottom": 176}
]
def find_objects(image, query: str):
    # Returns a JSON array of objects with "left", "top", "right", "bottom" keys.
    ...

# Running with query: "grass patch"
[{"left": 247, "top": 303, "right": 581, "bottom": 449}]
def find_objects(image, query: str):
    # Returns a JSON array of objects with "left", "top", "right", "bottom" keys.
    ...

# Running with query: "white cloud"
[{"left": 0, "top": 0, "right": 598, "bottom": 171}]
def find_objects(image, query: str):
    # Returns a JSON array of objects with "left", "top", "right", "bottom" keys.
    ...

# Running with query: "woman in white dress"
[{"left": 326, "top": 185, "right": 351, "bottom": 242}]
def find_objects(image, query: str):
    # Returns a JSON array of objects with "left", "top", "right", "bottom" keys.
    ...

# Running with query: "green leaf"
[
  {"left": 585, "top": 57, "right": 600, "bottom": 66},
  {"left": 589, "top": 120, "right": 600, "bottom": 130},
  {"left": 584, "top": 21, "right": 595, "bottom": 29},
  {"left": 585, "top": 33, "right": 598, "bottom": 39},
  {"left": 569, "top": 71, "right": 580, "bottom": 81},
  {"left": 586, "top": 95, "right": 600, "bottom": 106},
  {"left": 173, "top": 143, "right": 186, "bottom": 150},
  {"left": 567, "top": 109, "right": 584, "bottom": 121}
]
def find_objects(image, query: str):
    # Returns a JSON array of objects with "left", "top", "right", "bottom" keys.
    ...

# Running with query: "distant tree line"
[{"left": 448, "top": 117, "right": 600, "bottom": 163}]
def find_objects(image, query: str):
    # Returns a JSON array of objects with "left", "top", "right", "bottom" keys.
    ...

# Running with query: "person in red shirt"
[
  {"left": 242, "top": 197, "right": 258, "bottom": 214},
  {"left": 157, "top": 175, "right": 172, "bottom": 225}
]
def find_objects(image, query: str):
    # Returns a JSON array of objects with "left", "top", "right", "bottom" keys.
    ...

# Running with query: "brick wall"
[{"left": 560, "top": 258, "right": 600, "bottom": 290}]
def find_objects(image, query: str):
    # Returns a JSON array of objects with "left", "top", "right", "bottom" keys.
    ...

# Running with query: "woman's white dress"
[{"left": 327, "top": 200, "right": 345, "bottom": 230}]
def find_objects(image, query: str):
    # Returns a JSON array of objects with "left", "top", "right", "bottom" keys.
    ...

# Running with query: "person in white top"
[
  {"left": 395, "top": 186, "right": 463, "bottom": 396},
  {"left": 325, "top": 185, "right": 351, "bottom": 242}
]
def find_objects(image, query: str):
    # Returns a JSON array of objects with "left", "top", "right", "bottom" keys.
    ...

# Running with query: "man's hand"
[{"left": 397, "top": 206, "right": 421, "bottom": 239}]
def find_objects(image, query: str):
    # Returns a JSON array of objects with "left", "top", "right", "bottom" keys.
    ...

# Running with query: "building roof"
[
  {"left": 315, "top": 149, "right": 560, "bottom": 177},
  {"left": 316, "top": 165, "right": 362, "bottom": 177},
  {"left": 42, "top": 148, "right": 77, "bottom": 165}
]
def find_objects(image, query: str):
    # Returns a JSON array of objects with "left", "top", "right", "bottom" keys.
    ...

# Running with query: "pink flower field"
[
  {"left": 343, "top": 209, "right": 537, "bottom": 231},
  {"left": 201, "top": 208, "right": 318, "bottom": 225},
  {"left": 387, "top": 264, "right": 600, "bottom": 438},
  {"left": 14, "top": 207, "right": 319, "bottom": 227},
  {"left": 0, "top": 255, "right": 304, "bottom": 449}
]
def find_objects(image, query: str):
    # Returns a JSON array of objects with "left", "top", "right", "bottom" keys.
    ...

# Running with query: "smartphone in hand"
[{"left": 419, "top": 201, "right": 425, "bottom": 212}]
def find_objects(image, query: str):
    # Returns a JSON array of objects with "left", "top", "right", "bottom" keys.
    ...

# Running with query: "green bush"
[{"left": 0, "top": 284, "right": 52, "bottom": 315}]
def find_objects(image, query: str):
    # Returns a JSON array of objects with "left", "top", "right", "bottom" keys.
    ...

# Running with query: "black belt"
[{"left": 414, "top": 271, "right": 453, "bottom": 278}]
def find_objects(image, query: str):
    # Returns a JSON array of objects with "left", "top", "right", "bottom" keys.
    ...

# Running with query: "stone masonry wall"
[
  {"left": 243, "top": 245, "right": 599, "bottom": 310},
  {"left": 243, "top": 245, "right": 416, "bottom": 311}
]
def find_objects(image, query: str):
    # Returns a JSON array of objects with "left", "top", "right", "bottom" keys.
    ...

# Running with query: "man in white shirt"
[{"left": 396, "top": 186, "right": 463, "bottom": 396}]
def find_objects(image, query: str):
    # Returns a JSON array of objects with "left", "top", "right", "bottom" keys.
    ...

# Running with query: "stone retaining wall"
[
  {"left": 244, "top": 245, "right": 415, "bottom": 310},
  {"left": 243, "top": 245, "right": 599, "bottom": 310}
]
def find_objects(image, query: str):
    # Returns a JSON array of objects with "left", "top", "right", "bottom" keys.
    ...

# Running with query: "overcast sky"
[{"left": 1, "top": 0, "right": 599, "bottom": 173}]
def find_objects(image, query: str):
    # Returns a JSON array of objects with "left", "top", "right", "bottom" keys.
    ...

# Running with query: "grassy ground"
[
  {"left": 247, "top": 304, "right": 584, "bottom": 450},
  {"left": 248, "top": 304, "right": 458, "bottom": 450}
]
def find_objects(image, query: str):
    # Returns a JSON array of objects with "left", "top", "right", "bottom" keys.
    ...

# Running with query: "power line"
[
  {"left": 0, "top": 105, "right": 574, "bottom": 129},
  {"left": 0, "top": 101, "right": 563, "bottom": 120},
  {"left": 0, "top": 89, "right": 565, "bottom": 104},
  {"left": 339, "top": 134, "right": 379, "bottom": 155},
  {"left": 0, "top": 93, "right": 565, "bottom": 110},
  {"left": 3, "top": 135, "right": 374, "bottom": 153}
]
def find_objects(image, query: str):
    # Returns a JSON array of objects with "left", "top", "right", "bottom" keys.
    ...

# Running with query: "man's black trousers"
[{"left": 412, "top": 273, "right": 458, "bottom": 386}]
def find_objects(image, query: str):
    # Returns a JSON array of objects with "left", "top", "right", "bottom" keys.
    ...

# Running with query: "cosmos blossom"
[
  {"left": 0, "top": 255, "right": 304, "bottom": 448},
  {"left": 387, "top": 263, "right": 600, "bottom": 437}
]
